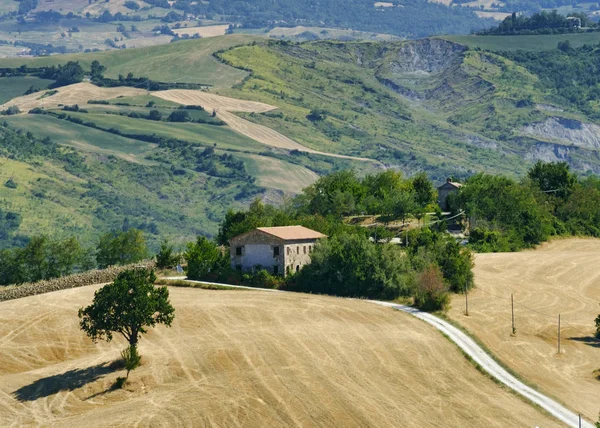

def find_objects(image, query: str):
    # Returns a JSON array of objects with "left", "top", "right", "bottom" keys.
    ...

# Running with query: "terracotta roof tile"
[{"left": 256, "top": 226, "right": 327, "bottom": 241}]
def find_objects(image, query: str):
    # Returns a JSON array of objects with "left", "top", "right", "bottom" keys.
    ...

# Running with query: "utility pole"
[
  {"left": 511, "top": 294, "right": 516, "bottom": 335},
  {"left": 558, "top": 314, "right": 561, "bottom": 354},
  {"left": 464, "top": 279, "right": 469, "bottom": 316}
]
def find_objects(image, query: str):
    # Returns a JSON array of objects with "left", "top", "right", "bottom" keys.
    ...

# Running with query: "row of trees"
[
  {"left": 449, "top": 161, "right": 600, "bottom": 252},
  {"left": 0, "top": 229, "right": 148, "bottom": 285},
  {"left": 480, "top": 11, "right": 596, "bottom": 35}
]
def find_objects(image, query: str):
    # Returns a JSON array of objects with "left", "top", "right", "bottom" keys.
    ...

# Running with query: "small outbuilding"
[
  {"left": 437, "top": 178, "right": 462, "bottom": 211},
  {"left": 229, "top": 226, "right": 326, "bottom": 276}
]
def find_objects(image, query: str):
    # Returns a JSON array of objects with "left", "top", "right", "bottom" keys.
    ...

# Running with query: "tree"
[
  {"left": 527, "top": 161, "right": 576, "bottom": 200},
  {"left": 147, "top": 109, "right": 162, "bottom": 121},
  {"left": 90, "top": 60, "right": 106, "bottom": 80},
  {"left": 156, "top": 239, "right": 177, "bottom": 269},
  {"left": 52, "top": 61, "right": 85, "bottom": 87},
  {"left": 413, "top": 265, "right": 450, "bottom": 312},
  {"left": 96, "top": 229, "right": 148, "bottom": 269},
  {"left": 79, "top": 268, "right": 175, "bottom": 349},
  {"left": 411, "top": 172, "right": 435, "bottom": 208},
  {"left": 167, "top": 110, "right": 191, "bottom": 122},
  {"left": 184, "top": 236, "right": 229, "bottom": 280},
  {"left": 595, "top": 314, "right": 600, "bottom": 339}
]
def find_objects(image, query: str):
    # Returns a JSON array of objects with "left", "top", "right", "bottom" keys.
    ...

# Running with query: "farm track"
[
  {"left": 152, "top": 90, "right": 381, "bottom": 163},
  {"left": 0, "top": 285, "right": 563, "bottom": 427}
]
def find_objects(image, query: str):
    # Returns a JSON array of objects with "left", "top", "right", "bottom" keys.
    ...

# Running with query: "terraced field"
[
  {"left": 448, "top": 238, "right": 600, "bottom": 422},
  {"left": 0, "top": 286, "right": 563, "bottom": 427}
]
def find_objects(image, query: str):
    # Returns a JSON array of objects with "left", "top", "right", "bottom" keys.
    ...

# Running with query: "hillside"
[
  {"left": 3, "top": 35, "right": 600, "bottom": 244},
  {"left": 0, "top": 286, "right": 564, "bottom": 427},
  {"left": 448, "top": 238, "right": 600, "bottom": 421}
]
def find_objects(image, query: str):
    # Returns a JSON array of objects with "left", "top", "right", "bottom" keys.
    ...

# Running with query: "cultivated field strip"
[
  {"left": 0, "top": 83, "right": 147, "bottom": 112},
  {"left": 448, "top": 238, "right": 600, "bottom": 422},
  {"left": 0, "top": 287, "right": 562, "bottom": 427},
  {"left": 153, "top": 90, "right": 380, "bottom": 163}
]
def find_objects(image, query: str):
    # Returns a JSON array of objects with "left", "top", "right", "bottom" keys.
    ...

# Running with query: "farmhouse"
[
  {"left": 437, "top": 178, "right": 462, "bottom": 211},
  {"left": 229, "top": 226, "right": 326, "bottom": 276}
]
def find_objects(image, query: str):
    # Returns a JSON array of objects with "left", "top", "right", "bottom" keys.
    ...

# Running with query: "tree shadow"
[
  {"left": 13, "top": 361, "right": 120, "bottom": 402},
  {"left": 567, "top": 336, "right": 600, "bottom": 348}
]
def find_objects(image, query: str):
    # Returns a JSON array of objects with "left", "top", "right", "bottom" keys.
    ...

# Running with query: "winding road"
[{"left": 165, "top": 277, "right": 593, "bottom": 428}]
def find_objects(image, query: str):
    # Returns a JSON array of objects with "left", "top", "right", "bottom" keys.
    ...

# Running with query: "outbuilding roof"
[{"left": 256, "top": 226, "right": 327, "bottom": 241}]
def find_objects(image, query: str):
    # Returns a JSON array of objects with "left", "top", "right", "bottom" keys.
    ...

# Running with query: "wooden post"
[
  {"left": 511, "top": 294, "right": 516, "bottom": 335},
  {"left": 465, "top": 279, "right": 469, "bottom": 317},
  {"left": 558, "top": 314, "right": 561, "bottom": 354}
]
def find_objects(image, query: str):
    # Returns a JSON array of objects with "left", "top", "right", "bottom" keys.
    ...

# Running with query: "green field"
[
  {"left": 56, "top": 111, "right": 267, "bottom": 153},
  {"left": 3, "top": 114, "right": 157, "bottom": 164},
  {"left": 442, "top": 32, "right": 600, "bottom": 51},
  {"left": 0, "top": 76, "right": 55, "bottom": 105},
  {"left": 0, "top": 36, "right": 261, "bottom": 88}
]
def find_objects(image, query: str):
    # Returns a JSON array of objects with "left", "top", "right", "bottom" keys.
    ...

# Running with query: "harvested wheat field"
[
  {"left": 448, "top": 238, "right": 600, "bottom": 421},
  {"left": 173, "top": 25, "right": 230, "bottom": 38},
  {"left": 0, "top": 83, "right": 147, "bottom": 112},
  {"left": 0, "top": 286, "right": 563, "bottom": 427},
  {"left": 153, "top": 89, "right": 378, "bottom": 162}
]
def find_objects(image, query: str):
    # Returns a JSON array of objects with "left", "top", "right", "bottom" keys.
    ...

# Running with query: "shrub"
[
  {"left": 242, "top": 269, "right": 285, "bottom": 289},
  {"left": 413, "top": 265, "right": 450, "bottom": 312},
  {"left": 595, "top": 314, "right": 600, "bottom": 339},
  {"left": 121, "top": 344, "right": 141, "bottom": 378}
]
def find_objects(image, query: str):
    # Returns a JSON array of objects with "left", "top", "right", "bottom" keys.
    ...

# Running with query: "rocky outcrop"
[
  {"left": 522, "top": 117, "right": 600, "bottom": 149},
  {"left": 386, "top": 39, "right": 466, "bottom": 75}
]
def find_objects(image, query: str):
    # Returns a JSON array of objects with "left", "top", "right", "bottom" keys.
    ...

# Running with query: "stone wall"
[{"left": 0, "top": 262, "right": 154, "bottom": 302}]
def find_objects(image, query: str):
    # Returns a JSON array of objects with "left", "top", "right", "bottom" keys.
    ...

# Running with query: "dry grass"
[
  {"left": 173, "top": 25, "right": 230, "bottom": 38},
  {"left": 448, "top": 238, "right": 600, "bottom": 421},
  {"left": 153, "top": 89, "right": 379, "bottom": 162},
  {"left": 0, "top": 287, "right": 563, "bottom": 427},
  {"left": 0, "top": 82, "right": 147, "bottom": 112}
]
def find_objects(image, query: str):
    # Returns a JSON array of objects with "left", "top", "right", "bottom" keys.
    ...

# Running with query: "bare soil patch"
[
  {"left": 0, "top": 287, "right": 562, "bottom": 427},
  {"left": 448, "top": 238, "right": 600, "bottom": 421}
]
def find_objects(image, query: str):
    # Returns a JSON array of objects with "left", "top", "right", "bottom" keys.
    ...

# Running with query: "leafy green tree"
[
  {"left": 411, "top": 172, "right": 435, "bottom": 208},
  {"left": 527, "top": 161, "right": 576, "bottom": 200},
  {"left": 52, "top": 61, "right": 85, "bottom": 87},
  {"left": 96, "top": 229, "right": 148, "bottom": 269},
  {"left": 147, "top": 109, "right": 162, "bottom": 121},
  {"left": 184, "top": 236, "right": 229, "bottom": 280},
  {"left": 90, "top": 60, "right": 106, "bottom": 80},
  {"left": 156, "top": 240, "right": 178, "bottom": 269},
  {"left": 595, "top": 314, "right": 600, "bottom": 339},
  {"left": 294, "top": 233, "right": 415, "bottom": 299},
  {"left": 79, "top": 268, "right": 175, "bottom": 350},
  {"left": 167, "top": 110, "right": 191, "bottom": 122},
  {"left": 121, "top": 345, "right": 141, "bottom": 379}
]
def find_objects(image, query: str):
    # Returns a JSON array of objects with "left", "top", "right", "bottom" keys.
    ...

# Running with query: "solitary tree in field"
[{"left": 79, "top": 268, "right": 175, "bottom": 379}]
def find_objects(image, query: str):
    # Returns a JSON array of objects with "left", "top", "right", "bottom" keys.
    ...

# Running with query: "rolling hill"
[
  {"left": 0, "top": 286, "right": 564, "bottom": 427},
  {"left": 2, "top": 34, "right": 600, "bottom": 245}
]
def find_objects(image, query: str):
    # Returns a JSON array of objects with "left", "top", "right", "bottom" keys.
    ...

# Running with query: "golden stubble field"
[
  {"left": 449, "top": 238, "right": 600, "bottom": 421},
  {"left": 0, "top": 287, "right": 562, "bottom": 427},
  {"left": 0, "top": 82, "right": 147, "bottom": 112}
]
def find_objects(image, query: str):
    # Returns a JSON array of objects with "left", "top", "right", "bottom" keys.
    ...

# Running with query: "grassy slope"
[
  {"left": 442, "top": 32, "right": 600, "bottom": 51},
  {"left": 0, "top": 36, "right": 260, "bottom": 87},
  {"left": 448, "top": 238, "right": 600, "bottom": 421},
  {"left": 217, "top": 41, "right": 532, "bottom": 179},
  {"left": 0, "top": 76, "right": 54, "bottom": 104},
  {"left": 0, "top": 287, "right": 563, "bottom": 427},
  {"left": 3, "top": 114, "right": 157, "bottom": 164}
]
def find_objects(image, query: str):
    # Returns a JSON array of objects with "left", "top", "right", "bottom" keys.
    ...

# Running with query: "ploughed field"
[
  {"left": 449, "top": 238, "right": 600, "bottom": 422},
  {"left": 0, "top": 287, "right": 561, "bottom": 427}
]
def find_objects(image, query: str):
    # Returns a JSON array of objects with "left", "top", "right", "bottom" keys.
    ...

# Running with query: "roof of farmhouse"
[{"left": 257, "top": 226, "right": 327, "bottom": 241}]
